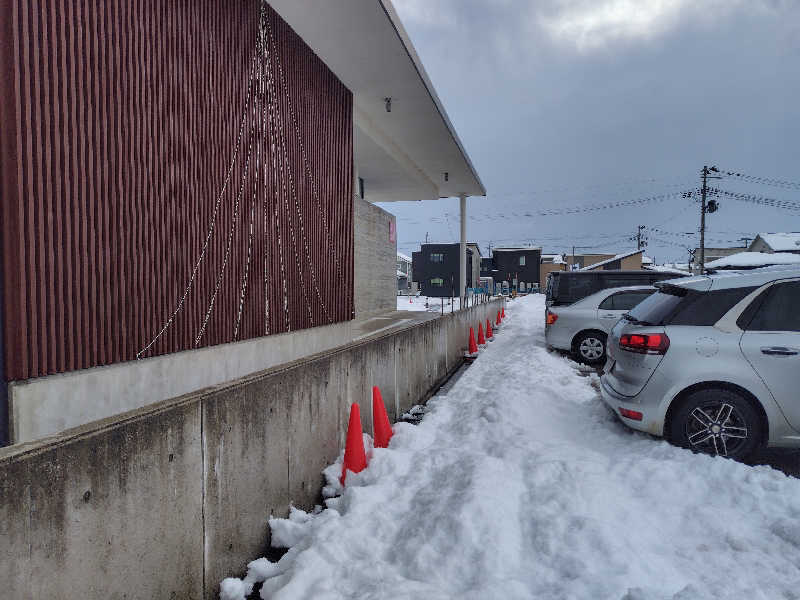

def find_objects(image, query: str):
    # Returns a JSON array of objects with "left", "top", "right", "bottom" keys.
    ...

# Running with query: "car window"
[
  {"left": 611, "top": 291, "right": 655, "bottom": 311},
  {"left": 598, "top": 295, "right": 615, "bottom": 310},
  {"left": 626, "top": 288, "right": 686, "bottom": 325},
  {"left": 743, "top": 281, "right": 800, "bottom": 332},
  {"left": 668, "top": 286, "right": 757, "bottom": 326}
]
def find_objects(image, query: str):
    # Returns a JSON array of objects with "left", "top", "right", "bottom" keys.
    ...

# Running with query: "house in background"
[
  {"left": 540, "top": 253, "right": 566, "bottom": 288},
  {"left": 565, "top": 253, "right": 615, "bottom": 270},
  {"left": 491, "top": 247, "right": 542, "bottom": 292},
  {"left": 412, "top": 243, "right": 479, "bottom": 297},
  {"left": 748, "top": 233, "right": 800, "bottom": 254},
  {"left": 579, "top": 250, "right": 644, "bottom": 271},
  {"left": 467, "top": 243, "right": 482, "bottom": 290},
  {"left": 397, "top": 253, "right": 414, "bottom": 293}
]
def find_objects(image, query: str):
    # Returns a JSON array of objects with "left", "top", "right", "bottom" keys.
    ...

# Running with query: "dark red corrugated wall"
[{"left": 0, "top": 0, "right": 354, "bottom": 381}]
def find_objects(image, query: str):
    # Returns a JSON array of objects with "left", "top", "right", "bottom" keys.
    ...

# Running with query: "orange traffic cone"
[
  {"left": 501, "top": 306, "right": 506, "bottom": 319},
  {"left": 477, "top": 322, "right": 486, "bottom": 346},
  {"left": 372, "top": 386, "right": 393, "bottom": 449},
  {"left": 486, "top": 319, "right": 493, "bottom": 341},
  {"left": 496, "top": 310, "right": 502, "bottom": 327},
  {"left": 340, "top": 403, "right": 367, "bottom": 485},
  {"left": 466, "top": 326, "right": 478, "bottom": 357}
]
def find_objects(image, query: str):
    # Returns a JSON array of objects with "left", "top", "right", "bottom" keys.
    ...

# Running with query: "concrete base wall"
[
  {"left": 354, "top": 197, "right": 396, "bottom": 319},
  {"left": 9, "top": 321, "right": 353, "bottom": 444},
  {"left": 0, "top": 298, "right": 502, "bottom": 600}
]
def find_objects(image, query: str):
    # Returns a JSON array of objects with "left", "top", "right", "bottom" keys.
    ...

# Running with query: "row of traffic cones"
[
  {"left": 466, "top": 305, "right": 506, "bottom": 359},
  {"left": 341, "top": 305, "right": 508, "bottom": 485},
  {"left": 340, "top": 386, "right": 393, "bottom": 485}
]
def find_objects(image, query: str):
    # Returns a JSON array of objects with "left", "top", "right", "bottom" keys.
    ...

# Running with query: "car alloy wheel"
[
  {"left": 577, "top": 334, "right": 606, "bottom": 363},
  {"left": 670, "top": 388, "right": 762, "bottom": 460}
]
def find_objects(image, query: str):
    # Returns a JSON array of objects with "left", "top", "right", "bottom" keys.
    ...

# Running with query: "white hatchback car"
[{"left": 545, "top": 286, "right": 656, "bottom": 365}]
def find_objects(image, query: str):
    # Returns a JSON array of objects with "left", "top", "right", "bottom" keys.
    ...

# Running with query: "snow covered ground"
[
  {"left": 396, "top": 295, "right": 462, "bottom": 312},
  {"left": 221, "top": 294, "right": 800, "bottom": 600}
]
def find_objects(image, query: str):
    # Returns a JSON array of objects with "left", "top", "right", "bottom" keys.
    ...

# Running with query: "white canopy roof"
[{"left": 269, "top": 0, "right": 485, "bottom": 202}]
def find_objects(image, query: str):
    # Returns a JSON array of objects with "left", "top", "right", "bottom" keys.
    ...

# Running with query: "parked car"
[
  {"left": 601, "top": 266, "right": 800, "bottom": 459},
  {"left": 545, "top": 270, "right": 687, "bottom": 308},
  {"left": 546, "top": 286, "right": 656, "bottom": 364}
]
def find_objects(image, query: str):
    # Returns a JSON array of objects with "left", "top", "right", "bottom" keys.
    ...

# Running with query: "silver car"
[
  {"left": 601, "top": 266, "right": 800, "bottom": 459},
  {"left": 545, "top": 286, "right": 656, "bottom": 365}
]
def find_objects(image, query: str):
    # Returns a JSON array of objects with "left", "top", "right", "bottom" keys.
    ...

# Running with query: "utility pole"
[
  {"left": 699, "top": 165, "right": 721, "bottom": 274},
  {"left": 700, "top": 166, "right": 708, "bottom": 273},
  {"left": 739, "top": 237, "right": 752, "bottom": 248},
  {"left": 636, "top": 225, "right": 647, "bottom": 250}
]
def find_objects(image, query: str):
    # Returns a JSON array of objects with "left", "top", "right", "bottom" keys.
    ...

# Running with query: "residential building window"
[
  {"left": 430, "top": 253, "right": 444, "bottom": 263},
  {"left": 431, "top": 278, "right": 444, "bottom": 286},
  {"left": 519, "top": 256, "right": 526, "bottom": 266}
]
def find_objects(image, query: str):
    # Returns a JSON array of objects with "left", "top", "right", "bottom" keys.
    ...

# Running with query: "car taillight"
[
  {"left": 619, "top": 333, "right": 670, "bottom": 355},
  {"left": 546, "top": 310, "right": 558, "bottom": 325},
  {"left": 619, "top": 407, "right": 643, "bottom": 421}
]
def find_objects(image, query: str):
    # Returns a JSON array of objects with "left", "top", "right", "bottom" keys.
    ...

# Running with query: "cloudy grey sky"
[{"left": 379, "top": 0, "right": 800, "bottom": 263}]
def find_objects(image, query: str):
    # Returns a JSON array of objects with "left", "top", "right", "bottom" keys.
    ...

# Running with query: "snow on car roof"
[{"left": 706, "top": 251, "right": 800, "bottom": 269}]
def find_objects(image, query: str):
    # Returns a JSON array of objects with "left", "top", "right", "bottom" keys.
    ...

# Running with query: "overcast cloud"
[{"left": 380, "top": 0, "right": 800, "bottom": 262}]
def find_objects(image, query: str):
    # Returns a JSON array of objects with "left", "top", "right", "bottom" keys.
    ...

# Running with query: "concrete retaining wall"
[
  {"left": 0, "top": 299, "right": 503, "bottom": 600},
  {"left": 9, "top": 321, "right": 354, "bottom": 444}
]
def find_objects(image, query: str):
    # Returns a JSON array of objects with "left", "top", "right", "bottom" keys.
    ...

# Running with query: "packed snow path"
[{"left": 222, "top": 295, "right": 800, "bottom": 600}]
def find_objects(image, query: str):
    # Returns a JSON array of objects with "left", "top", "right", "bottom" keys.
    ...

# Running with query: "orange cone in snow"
[
  {"left": 486, "top": 319, "right": 493, "bottom": 340},
  {"left": 501, "top": 306, "right": 506, "bottom": 319},
  {"left": 372, "top": 386, "right": 393, "bottom": 449},
  {"left": 340, "top": 403, "right": 367, "bottom": 485},
  {"left": 477, "top": 322, "right": 486, "bottom": 346},
  {"left": 496, "top": 310, "right": 502, "bottom": 326},
  {"left": 467, "top": 326, "right": 478, "bottom": 356}
]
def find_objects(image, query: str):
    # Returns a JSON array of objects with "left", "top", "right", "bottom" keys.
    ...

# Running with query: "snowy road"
[{"left": 222, "top": 294, "right": 800, "bottom": 600}]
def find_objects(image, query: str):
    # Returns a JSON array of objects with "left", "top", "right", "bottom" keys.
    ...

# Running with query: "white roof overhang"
[{"left": 268, "top": 0, "right": 486, "bottom": 202}]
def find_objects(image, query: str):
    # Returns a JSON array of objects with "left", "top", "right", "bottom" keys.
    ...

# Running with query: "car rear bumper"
[{"left": 600, "top": 375, "right": 666, "bottom": 437}]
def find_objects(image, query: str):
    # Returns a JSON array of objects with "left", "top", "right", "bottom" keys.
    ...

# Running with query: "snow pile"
[
  {"left": 706, "top": 251, "right": 800, "bottom": 269},
  {"left": 221, "top": 295, "right": 800, "bottom": 600}
]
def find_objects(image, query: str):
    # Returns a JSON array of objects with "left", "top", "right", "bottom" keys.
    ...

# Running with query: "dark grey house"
[
  {"left": 412, "top": 243, "right": 478, "bottom": 297},
  {"left": 491, "top": 247, "right": 542, "bottom": 291}
]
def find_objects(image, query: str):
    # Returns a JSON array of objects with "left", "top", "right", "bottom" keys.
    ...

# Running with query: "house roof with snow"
[
  {"left": 269, "top": 0, "right": 485, "bottom": 202},
  {"left": 397, "top": 252, "right": 412, "bottom": 263},
  {"left": 541, "top": 254, "right": 565, "bottom": 264},
  {"left": 578, "top": 249, "right": 643, "bottom": 271},
  {"left": 706, "top": 252, "right": 800, "bottom": 270},
  {"left": 750, "top": 233, "right": 800, "bottom": 253}
]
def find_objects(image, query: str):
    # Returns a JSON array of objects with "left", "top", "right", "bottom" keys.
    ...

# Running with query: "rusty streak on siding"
[{"left": 0, "top": 0, "right": 354, "bottom": 382}]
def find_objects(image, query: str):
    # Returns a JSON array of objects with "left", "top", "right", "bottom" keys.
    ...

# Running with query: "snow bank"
[{"left": 221, "top": 295, "right": 800, "bottom": 600}]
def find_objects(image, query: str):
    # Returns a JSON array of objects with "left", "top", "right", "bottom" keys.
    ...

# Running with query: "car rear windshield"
[{"left": 625, "top": 285, "right": 757, "bottom": 326}]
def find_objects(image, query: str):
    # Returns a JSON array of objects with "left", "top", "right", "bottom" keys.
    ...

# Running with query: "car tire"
[
  {"left": 573, "top": 331, "right": 607, "bottom": 365},
  {"left": 669, "top": 388, "right": 763, "bottom": 460}
]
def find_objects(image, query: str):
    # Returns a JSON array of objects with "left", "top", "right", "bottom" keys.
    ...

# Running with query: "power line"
[
  {"left": 720, "top": 169, "right": 800, "bottom": 191},
  {"left": 709, "top": 188, "right": 800, "bottom": 212}
]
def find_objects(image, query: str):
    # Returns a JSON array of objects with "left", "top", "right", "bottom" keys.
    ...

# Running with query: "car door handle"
[
  {"left": 601, "top": 313, "right": 617, "bottom": 318},
  {"left": 761, "top": 346, "right": 800, "bottom": 356}
]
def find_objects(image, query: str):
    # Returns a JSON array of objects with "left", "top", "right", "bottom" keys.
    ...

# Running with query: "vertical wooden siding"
[{"left": 0, "top": 0, "right": 354, "bottom": 381}]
